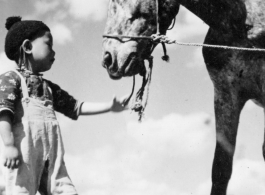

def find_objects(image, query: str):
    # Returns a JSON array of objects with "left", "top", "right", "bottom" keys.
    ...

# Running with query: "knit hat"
[{"left": 5, "top": 16, "right": 50, "bottom": 61}]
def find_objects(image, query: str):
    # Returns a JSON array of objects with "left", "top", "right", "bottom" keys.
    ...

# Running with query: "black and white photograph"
[{"left": 0, "top": 0, "right": 265, "bottom": 195}]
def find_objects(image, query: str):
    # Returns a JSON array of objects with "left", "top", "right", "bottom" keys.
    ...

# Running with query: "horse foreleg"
[{"left": 210, "top": 90, "right": 245, "bottom": 195}]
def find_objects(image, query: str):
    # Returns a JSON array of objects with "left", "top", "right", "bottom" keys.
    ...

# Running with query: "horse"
[{"left": 101, "top": 0, "right": 265, "bottom": 194}]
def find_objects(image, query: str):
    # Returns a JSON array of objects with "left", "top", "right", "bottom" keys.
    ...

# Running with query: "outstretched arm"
[
  {"left": 80, "top": 95, "right": 129, "bottom": 116},
  {"left": 0, "top": 111, "right": 20, "bottom": 169}
]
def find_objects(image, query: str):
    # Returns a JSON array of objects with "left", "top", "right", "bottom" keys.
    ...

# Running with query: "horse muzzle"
[{"left": 102, "top": 51, "right": 145, "bottom": 79}]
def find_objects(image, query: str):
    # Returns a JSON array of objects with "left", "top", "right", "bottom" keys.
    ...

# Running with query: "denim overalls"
[{"left": 2, "top": 70, "right": 77, "bottom": 195}]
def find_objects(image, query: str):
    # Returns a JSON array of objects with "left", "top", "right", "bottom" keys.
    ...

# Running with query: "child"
[{"left": 0, "top": 16, "right": 128, "bottom": 195}]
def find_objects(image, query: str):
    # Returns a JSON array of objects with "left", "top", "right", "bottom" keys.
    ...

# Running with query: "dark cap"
[{"left": 5, "top": 16, "right": 50, "bottom": 61}]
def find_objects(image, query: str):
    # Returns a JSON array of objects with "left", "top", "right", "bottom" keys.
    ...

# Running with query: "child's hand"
[
  {"left": 3, "top": 145, "right": 20, "bottom": 169},
  {"left": 110, "top": 94, "right": 130, "bottom": 112}
]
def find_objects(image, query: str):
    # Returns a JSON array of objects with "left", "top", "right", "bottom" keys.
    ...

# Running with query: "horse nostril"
[{"left": 104, "top": 52, "right": 112, "bottom": 68}]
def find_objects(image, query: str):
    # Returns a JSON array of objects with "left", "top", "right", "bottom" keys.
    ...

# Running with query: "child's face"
[{"left": 30, "top": 31, "right": 55, "bottom": 73}]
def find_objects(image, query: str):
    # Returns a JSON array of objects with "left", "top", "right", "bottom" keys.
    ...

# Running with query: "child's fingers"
[
  {"left": 5, "top": 159, "right": 10, "bottom": 168},
  {"left": 10, "top": 160, "right": 15, "bottom": 169},
  {"left": 121, "top": 94, "right": 131, "bottom": 105},
  {"left": 8, "top": 160, "right": 13, "bottom": 169},
  {"left": 123, "top": 105, "right": 129, "bottom": 110},
  {"left": 4, "top": 159, "right": 19, "bottom": 169},
  {"left": 15, "top": 159, "right": 20, "bottom": 167},
  {"left": 3, "top": 159, "right": 7, "bottom": 167},
  {"left": 112, "top": 95, "right": 117, "bottom": 103},
  {"left": 4, "top": 159, "right": 8, "bottom": 167}
]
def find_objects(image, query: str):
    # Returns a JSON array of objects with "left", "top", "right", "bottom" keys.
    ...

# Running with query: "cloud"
[
  {"left": 33, "top": 0, "right": 109, "bottom": 22},
  {"left": 50, "top": 23, "right": 73, "bottom": 45},
  {"left": 65, "top": 151, "right": 195, "bottom": 195},
  {"left": 127, "top": 112, "right": 213, "bottom": 156},
  {"left": 0, "top": 52, "right": 17, "bottom": 74},
  {"left": 30, "top": 0, "right": 109, "bottom": 41},
  {"left": 34, "top": 1, "right": 61, "bottom": 15},
  {"left": 0, "top": 168, "right": 4, "bottom": 187},
  {"left": 64, "top": 112, "right": 215, "bottom": 194},
  {"left": 185, "top": 47, "right": 205, "bottom": 68},
  {"left": 56, "top": 112, "right": 76, "bottom": 132},
  {"left": 196, "top": 159, "right": 265, "bottom": 195},
  {"left": 228, "top": 159, "right": 265, "bottom": 195},
  {"left": 29, "top": 0, "right": 108, "bottom": 45},
  {"left": 4, "top": 112, "right": 265, "bottom": 195},
  {"left": 64, "top": 0, "right": 109, "bottom": 21},
  {"left": 18, "top": 1, "right": 72, "bottom": 45}
]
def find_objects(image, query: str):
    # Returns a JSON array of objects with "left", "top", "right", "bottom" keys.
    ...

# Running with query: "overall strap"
[{"left": 12, "top": 69, "right": 29, "bottom": 98}]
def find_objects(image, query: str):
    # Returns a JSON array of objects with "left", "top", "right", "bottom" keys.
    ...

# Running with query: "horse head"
[{"left": 102, "top": 0, "right": 180, "bottom": 79}]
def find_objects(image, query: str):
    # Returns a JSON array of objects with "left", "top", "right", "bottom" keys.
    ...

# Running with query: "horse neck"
[{"left": 177, "top": 0, "right": 247, "bottom": 35}]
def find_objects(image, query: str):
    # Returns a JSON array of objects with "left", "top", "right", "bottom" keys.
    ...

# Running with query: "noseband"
[{"left": 103, "top": 0, "right": 171, "bottom": 62}]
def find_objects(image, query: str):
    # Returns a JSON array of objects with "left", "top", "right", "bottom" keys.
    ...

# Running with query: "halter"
[
  {"left": 103, "top": 0, "right": 172, "bottom": 121},
  {"left": 103, "top": 0, "right": 171, "bottom": 61}
]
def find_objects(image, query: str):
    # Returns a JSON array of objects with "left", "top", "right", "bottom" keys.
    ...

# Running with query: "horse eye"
[{"left": 245, "top": 24, "right": 253, "bottom": 31}]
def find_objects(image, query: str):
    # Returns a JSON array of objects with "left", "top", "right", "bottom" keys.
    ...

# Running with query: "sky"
[{"left": 0, "top": 0, "right": 265, "bottom": 195}]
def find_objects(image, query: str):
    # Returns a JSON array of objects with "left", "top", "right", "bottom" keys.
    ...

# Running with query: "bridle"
[
  {"left": 102, "top": 0, "right": 171, "bottom": 62},
  {"left": 102, "top": 0, "right": 174, "bottom": 121}
]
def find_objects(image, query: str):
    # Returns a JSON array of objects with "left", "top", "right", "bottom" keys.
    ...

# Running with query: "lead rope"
[
  {"left": 150, "top": 34, "right": 265, "bottom": 52},
  {"left": 127, "top": 0, "right": 159, "bottom": 121},
  {"left": 130, "top": 56, "right": 153, "bottom": 121},
  {"left": 123, "top": 75, "right": 135, "bottom": 106}
]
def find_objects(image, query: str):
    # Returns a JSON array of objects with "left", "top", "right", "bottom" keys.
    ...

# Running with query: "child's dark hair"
[{"left": 5, "top": 16, "right": 50, "bottom": 62}]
